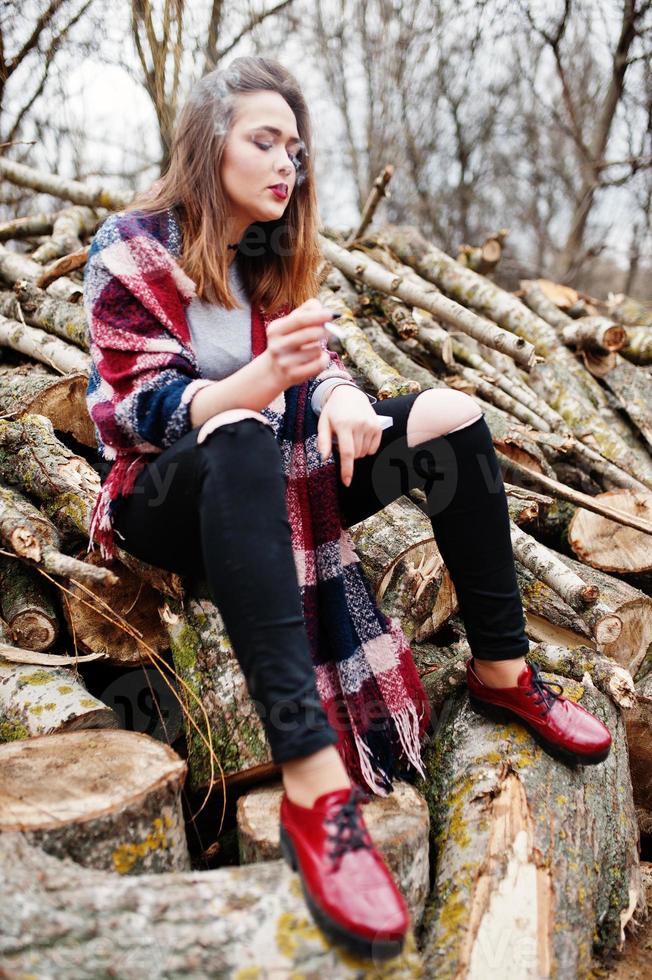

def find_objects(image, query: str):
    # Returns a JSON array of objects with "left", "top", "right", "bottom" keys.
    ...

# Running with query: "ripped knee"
[
  {"left": 196, "top": 408, "right": 272, "bottom": 446},
  {"left": 406, "top": 389, "right": 483, "bottom": 447}
]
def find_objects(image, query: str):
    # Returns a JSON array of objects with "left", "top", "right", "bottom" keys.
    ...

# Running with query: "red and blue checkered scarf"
[{"left": 84, "top": 207, "right": 430, "bottom": 795}]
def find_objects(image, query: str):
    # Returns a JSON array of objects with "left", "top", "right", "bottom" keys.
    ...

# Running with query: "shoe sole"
[
  {"left": 468, "top": 695, "right": 611, "bottom": 766},
  {"left": 279, "top": 823, "right": 405, "bottom": 962}
]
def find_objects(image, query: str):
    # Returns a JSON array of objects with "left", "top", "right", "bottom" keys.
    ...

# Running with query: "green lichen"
[
  {"left": 30, "top": 702, "right": 57, "bottom": 714},
  {"left": 111, "top": 813, "right": 173, "bottom": 874},
  {"left": 16, "top": 670, "right": 53, "bottom": 687},
  {"left": 42, "top": 491, "right": 88, "bottom": 532},
  {"left": 0, "top": 717, "right": 29, "bottom": 742}
]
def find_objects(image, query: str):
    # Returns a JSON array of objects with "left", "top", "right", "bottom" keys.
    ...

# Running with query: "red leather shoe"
[
  {"left": 466, "top": 658, "right": 612, "bottom": 765},
  {"left": 279, "top": 784, "right": 409, "bottom": 960}
]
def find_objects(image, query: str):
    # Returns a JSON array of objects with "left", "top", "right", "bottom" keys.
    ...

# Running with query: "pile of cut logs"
[{"left": 0, "top": 156, "right": 651, "bottom": 977}]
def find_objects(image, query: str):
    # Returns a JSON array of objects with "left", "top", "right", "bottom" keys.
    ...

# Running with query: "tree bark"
[
  {"left": 0, "top": 156, "right": 132, "bottom": 211},
  {"left": 381, "top": 224, "right": 652, "bottom": 487},
  {"left": 31, "top": 206, "right": 97, "bottom": 264},
  {"left": 416, "top": 684, "right": 642, "bottom": 976},
  {"left": 320, "top": 234, "right": 537, "bottom": 368},
  {"left": 598, "top": 353, "right": 652, "bottom": 453},
  {"left": 0, "top": 482, "right": 117, "bottom": 589},
  {"left": 0, "top": 554, "right": 59, "bottom": 652},
  {"left": 627, "top": 670, "right": 652, "bottom": 834},
  {"left": 0, "top": 730, "right": 190, "bottom": 873},
  {"left": 0, "top": 312, "right": 91, "bottom": 375},
  {"left": 608, "top": 294, "right": 652, "bottom": 328},
  {"left": 620, "top": 327, "right": 652, "bottom": 366},
  {"left": 0, "top": 369, "right": 94, "bottom": 447},
  {"left": 0, "top": 654, "right": 117, "bottom": 742},
  {"left": 0, "top": 241, "right": 82, "bottom": 302},
  {"left": 347, "top": 497, "right": 458, "bottom": 644},
  {"left": 160, "top": 593, "right": 273, "bottom": 792},
  {"left": 0, "top": 831, "right": 425, "bottom": 975},
  {"left": 561, "top": 316, "right": 627, "bottom": 352},
  {"left": 550, "top": 550, "right": 652, "bottom": 676},
  {"left": 8, "top": 279, "right": 89, "bottom": 349}
]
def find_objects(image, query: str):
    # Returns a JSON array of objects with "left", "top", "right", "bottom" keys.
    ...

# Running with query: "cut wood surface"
[
  {"left": 347, "top": 497, "right": 458, "bottom": 643},
  {"left": 0, "top": 553, "right": 59, "bottom": 651},
  {"left": 0, "top": 730, "right": 190, "bottom": 873},
  {"left": 552, "top": 551, "right": 652, "bottom": 675},
  {"left": 62, "top": 551, "right": 169, "bottom": 663},
  {"left": 569, "top": 489, "right": 652, "bottom": 574}
]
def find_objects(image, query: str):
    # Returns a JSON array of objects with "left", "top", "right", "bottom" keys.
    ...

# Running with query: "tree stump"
[
  {"left": 0, "top": 729, "right": 191, "bottom": 873},
  {"left": 236, "top": 778, "right": 431, "bottom": 928}
]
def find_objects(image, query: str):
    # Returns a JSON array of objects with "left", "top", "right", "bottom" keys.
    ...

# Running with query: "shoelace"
[
  {"left": 524, "top": 664, "right": 564, "bottom": 714},
  {"left": 325, "top": 785, "right": 372, "bottom": 870}
]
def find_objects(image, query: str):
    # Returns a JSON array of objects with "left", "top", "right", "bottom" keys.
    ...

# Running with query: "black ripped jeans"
[{"left": 111, "top": 393, "right": 529, "bottom": 764}]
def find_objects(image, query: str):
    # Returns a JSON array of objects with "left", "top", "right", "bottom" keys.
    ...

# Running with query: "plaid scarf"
[{"left": 84, "top": 207, "right": 430, "bottom": 795}]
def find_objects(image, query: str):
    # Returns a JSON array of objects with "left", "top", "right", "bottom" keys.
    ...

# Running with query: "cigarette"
[{"left": 324, "top": 321, "right": 347, "bottom": 341}]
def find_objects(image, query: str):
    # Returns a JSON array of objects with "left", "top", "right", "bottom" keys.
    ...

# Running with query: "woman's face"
[{"left": 220, "top": 90, "right": 303, "bottom": 239}]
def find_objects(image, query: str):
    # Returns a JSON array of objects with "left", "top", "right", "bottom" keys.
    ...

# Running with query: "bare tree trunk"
[{"left": 557, "top": 1, "right": 645, "bottom": 278}]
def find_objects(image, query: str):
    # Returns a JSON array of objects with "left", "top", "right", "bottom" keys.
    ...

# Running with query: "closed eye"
[{"left": 255, "top": 141, "right": 273, "bottom": 151}]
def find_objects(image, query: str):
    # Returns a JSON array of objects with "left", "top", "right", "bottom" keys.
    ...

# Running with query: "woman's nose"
[{"left": 276, "top": 148, "right": 295, "bottom": 175}]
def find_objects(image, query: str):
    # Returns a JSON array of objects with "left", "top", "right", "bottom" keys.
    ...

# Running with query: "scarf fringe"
[
  {"left": 392, "top": 701, "right": 427, "bottom": 780},
  {"left": 88, "top": 455, "right": 147, "bottom": 561},
  {"left": 353, "top": 729, "right": 393, "bottom": 797}
]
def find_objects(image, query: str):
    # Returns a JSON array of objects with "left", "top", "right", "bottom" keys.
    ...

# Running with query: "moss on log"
[{"left": 160, "top": 593, "right": 272, "bottom": 792}]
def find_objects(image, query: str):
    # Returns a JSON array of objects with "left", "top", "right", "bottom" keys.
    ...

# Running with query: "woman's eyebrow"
[{"left": 248, "top": 125, "right": 301, "bottom": 144}]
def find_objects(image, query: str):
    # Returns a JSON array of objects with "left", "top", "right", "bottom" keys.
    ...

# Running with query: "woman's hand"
[
  {"left": 317, "top": 385, "right": 384, "bottom": 486},
  {"left": 265, "top": 298, "right": 333, "bottom": 391}
]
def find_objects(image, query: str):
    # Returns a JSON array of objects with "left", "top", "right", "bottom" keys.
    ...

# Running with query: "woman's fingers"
[
  {"left": 336, "top": 428, "right": 356, "bottom": 486},
  {"left": 273, "top": 305, "right": 333, "bottom": 335},
  {"left": 267, "top": 325, "right": 327, "bottom": 354}
]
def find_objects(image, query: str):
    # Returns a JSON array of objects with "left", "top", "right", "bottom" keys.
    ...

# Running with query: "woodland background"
[{"left": 1, "top": 0, "right": 651, "bottom": 297}]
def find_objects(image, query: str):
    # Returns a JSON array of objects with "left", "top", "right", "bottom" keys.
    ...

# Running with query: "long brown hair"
[{"left": 125, "top": 57, "right": 322, "bottom": 314}]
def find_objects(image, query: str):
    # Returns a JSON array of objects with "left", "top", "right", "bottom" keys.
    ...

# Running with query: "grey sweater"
[{"left": 185, "top": 261, "right": 350, "bottom": 413}]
